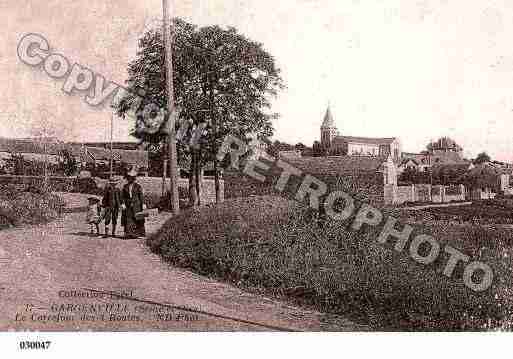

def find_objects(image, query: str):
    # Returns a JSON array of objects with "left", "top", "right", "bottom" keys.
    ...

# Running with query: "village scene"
[{"left": 2, "top": 1, "right": 513, "bottom": 336}]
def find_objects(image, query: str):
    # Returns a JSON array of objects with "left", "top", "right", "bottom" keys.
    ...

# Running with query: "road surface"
[{"left": 0, "top": 193, "right": 366, "bottom": 331}]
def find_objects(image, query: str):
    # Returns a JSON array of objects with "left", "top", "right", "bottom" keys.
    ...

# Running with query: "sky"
[{"left": 2, "top": 0, "right": 513, "bottom": 161}]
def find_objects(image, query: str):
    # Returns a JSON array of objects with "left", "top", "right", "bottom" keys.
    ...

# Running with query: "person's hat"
[
  {"left": 126, "top": 168, "right": 138, "bottom": 177},
  {"left": 87, "top": 196, "right": 100, "bottom": 203}
]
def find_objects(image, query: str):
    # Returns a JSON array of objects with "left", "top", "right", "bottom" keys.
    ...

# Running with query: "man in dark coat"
[
  {"left": 102, "top": 177, "right": 122, "bottom": 237},
  {"left": 121, "top": 169, "right": 146, "bottom": 239}
]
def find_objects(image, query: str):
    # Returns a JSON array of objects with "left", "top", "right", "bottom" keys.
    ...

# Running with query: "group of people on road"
[{"left": 86, "top": 168, "right": 146, "bottom": 239}]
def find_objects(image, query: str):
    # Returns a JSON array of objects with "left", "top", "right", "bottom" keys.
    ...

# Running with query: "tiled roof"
[
  {"left": 459, "top": 162, "right": 509, "bottom": 188},
  {"left": 71, "top": 146, "right": 148, "bottom": 168},
  {"left": 400, "top": 158, "right": 420, "bottom": 166},
  {"left": 0, "top": 137, "right": 66, "bottom": 155},
  {"left": 89, "top": 147, "right": 148, "bottom": 167},
  {"left": 0, "top": 139, "right": 148, "bottom": 168}
]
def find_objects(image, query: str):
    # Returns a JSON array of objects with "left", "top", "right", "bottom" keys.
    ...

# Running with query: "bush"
[
  {"left": 148, "top": 195, "right": 513, "bottom": 330},
  {"left": 0, "top": 185, "right": 65, "bottom": 227},
  {"left": 72, "top": 177, "right": 102, "bottom": 195}
]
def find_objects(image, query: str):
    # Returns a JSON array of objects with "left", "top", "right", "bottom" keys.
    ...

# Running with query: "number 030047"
[{"left": 19, "top": 341, "right": 51, "bottom": 350}]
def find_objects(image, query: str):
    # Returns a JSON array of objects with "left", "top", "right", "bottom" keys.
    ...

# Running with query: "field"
[
  {"left": 148, "top": 195, "right": 513, "bottom": 330},
  {"left": 403, "top": 199, "right": 513, "bottom": 225}
]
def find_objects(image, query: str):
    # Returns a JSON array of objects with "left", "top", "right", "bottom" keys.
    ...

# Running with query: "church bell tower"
[{"left": 320, "top": 105, "right": 338, "bottom": 148}]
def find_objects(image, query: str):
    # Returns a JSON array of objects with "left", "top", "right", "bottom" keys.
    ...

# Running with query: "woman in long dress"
[{"left": 121, "top": 169, "right": 146, "bottom": 239}]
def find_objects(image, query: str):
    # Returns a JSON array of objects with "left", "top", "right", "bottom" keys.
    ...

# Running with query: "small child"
[{"left": 86, "top": 197, "right": 102, "bottom": 236}]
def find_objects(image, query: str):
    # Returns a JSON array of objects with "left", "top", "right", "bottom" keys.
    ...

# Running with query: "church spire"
[
  {"left": 320, "top": 103, "right": 338, "bottom": 148},
  {"left": 321, "top": 104, "right": 335, "bottom": 129}
]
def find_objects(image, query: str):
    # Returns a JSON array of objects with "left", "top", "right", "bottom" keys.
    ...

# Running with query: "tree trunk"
[
  {"left": 214, "top": 157, "right": 220, "bottom": 203},
  {"left": 195, "top": 151, "right": 201, "bottom": 206},
  {"left": 209, "top": 77, "right": 221, "bottom": 204},
  {"left": 188, "top": 175, "right": 198, "bottom": 207},
  {"left": 188, "top": 149, "right": 200, "bottom": 208}
]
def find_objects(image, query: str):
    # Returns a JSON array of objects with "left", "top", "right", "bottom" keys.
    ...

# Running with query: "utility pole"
[
  {"left": 162, "top": 158, "right": 167, "bottom": 197},
  {"left": 162, "top": 0, "right": 180, "bottom": 215},
  {"left": 109, "top": 112, "right": 114, "bottom": 178}
]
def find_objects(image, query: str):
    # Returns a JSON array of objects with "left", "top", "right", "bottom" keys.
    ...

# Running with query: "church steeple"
[
  {"left": 320, "top": 104, "right": 338, "bottom": 147},
  {"left": 321, "top": 104, "right": 335, "bottom": 129}
]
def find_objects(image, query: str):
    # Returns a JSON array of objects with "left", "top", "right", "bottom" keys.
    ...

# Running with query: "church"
[{"left": 319, "top": 106, "right": 401, "bottom": 161}]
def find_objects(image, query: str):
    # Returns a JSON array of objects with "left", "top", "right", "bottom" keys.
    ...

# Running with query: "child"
[{"left": 86, "top": 197, "right": 102, "bottom": 236}]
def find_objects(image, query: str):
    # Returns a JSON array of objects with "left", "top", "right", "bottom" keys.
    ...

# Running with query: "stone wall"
[
  {"left": 197, "top": 177, "right": 224, "bottom": 204},
  {"left": 162, "top": 178, "right": 224, "bottom": 204},
  {"left": 414, "top": 184, "right": 431, "bottom": 202}
]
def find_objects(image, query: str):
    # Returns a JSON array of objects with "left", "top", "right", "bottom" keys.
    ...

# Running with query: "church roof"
[
  {"left": 321, "top": 106, "right": 335, "bottom": 129},
  {"left": 333, "top": 136, "right": 397, "bottom": 146}
]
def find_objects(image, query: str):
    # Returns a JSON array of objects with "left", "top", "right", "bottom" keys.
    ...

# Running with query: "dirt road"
[{"left": 0, "top": 193, "right": 366, "bottom": 331}]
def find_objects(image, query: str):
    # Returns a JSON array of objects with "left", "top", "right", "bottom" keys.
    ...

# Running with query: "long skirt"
[{"left": 121, "top": 208, "right": 146, "bottom": 238}]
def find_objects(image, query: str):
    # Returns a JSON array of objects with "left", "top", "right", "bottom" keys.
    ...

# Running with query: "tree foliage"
[
  {"left": 57, "top": 149, "right": 78, "bottom": 176},
  {"left": 426, "top": 137, "right": 462, "bottom": 153},
  {"left": 116, "top": 18, "right": 284, "bottom": 167},
  {"left": 116, "top": 18, "right": 284, "bottom": 206},
  {"left": 474, "top": 152, "right": 491, "bottom": 165}
]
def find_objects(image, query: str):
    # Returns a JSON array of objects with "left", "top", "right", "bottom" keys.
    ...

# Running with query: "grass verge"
[{"left": 148, "top": 195, "right": 513, "bottom": 330}]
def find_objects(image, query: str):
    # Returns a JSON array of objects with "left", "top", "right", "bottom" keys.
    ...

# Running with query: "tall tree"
[
  {"left": 58, "top": 149, "right": 78, "bottom": 176},
  {"left": 426, "top": 137, "right": 462, "bottom": 153},
  {"left": 116, "top": 18, "right": 284, "bottom": 204},
  {"left": 474, "top": 152, "right": 491, "bottom": 165}
]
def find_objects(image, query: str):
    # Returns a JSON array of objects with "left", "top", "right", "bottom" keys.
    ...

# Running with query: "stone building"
[
  {"left": 320, "top": 106, "right": 401, "bottom": 160},
  {"left": 401, "top": 137, "right": 466, "bottom": 173}
]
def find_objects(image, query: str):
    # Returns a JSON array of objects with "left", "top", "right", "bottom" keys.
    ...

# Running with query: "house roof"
[
  {"left": 333, "top": 136, "right": 397, "bottom": 146},
  {"left": 0, "top": 137, "right": 66, "bottom": 155},
  {"left": 72, "top": 146, "right": 148, "bottom": 168},
  {"left": 0, "top": 138, "right": 148, "bottom": 168},
  {"left": 400, "top": 158, "right": 419, "bottom": 166},
  {"left": 459, "top": 162, "right": 508, "bottom": 188},
  {"left": 402, "top": 151, "right": 466, "bottom": 165}
]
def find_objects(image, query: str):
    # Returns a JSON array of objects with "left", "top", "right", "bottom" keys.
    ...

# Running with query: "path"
[
  {"left": 401, "top": 201, "right": 472, "bottom": 210},
  {"left": 0, "top": 192, "right": 366, "bottom": 331}
]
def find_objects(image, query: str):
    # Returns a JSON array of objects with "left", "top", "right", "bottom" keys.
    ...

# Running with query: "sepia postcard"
[{"left": 1, "top": 0, "right": 513, "bottom": 356}]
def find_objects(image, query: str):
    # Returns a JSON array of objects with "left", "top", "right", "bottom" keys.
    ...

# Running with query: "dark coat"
[
  {"left": 121, "top": 182, "right": 145, "bottom": 237},
  {"left": 102, "top": 186, "right": 121, "bottom": 209},
  {"left": 121, "top": 182, "right": 144, "bottom": 213}
]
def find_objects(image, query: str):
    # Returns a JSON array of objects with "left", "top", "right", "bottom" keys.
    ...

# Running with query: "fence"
[{"left": 384, "top": 183, "right": 466, "bottom": 205}]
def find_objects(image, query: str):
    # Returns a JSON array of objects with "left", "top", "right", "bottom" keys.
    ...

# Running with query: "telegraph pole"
[
  {"left": 109, "top": 112, "right": 114, "bottom": 178},
  {"left": 162, "top": 0, "right": 180, "bottom": 214}
]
